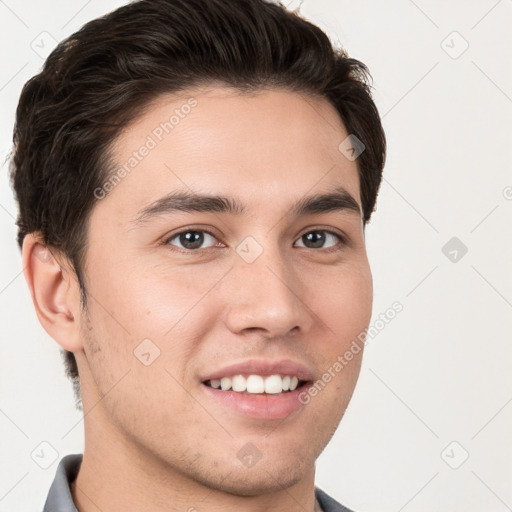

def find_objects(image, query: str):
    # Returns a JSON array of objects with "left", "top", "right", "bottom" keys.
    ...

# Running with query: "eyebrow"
[{"left": 131, "top": 185, "right": 361, "bottom": 225}]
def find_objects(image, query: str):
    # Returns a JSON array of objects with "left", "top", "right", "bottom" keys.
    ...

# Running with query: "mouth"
[
  {"left": 203, "top": 374, "right": 309, "bottom": 395},
  {"left": 200, "top": 359, "right": 314, "bottom": 420}
]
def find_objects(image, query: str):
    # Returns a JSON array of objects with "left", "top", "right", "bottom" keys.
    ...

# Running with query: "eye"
[
  {"left": 294, "top": 230, "right": 345, "bottom": 250},
  {"left": 163, "top": 228, "right": 346, "bottom": 253},
  {"left": 164, "top": 229, "right": 221, "bottom": 251}
]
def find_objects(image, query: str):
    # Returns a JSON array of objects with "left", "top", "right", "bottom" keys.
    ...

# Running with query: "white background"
[{"left": 1, "top": 1, "right": 511, "bottom": 511}]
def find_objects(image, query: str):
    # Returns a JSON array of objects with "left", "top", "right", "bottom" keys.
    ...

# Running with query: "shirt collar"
[{"left": 43, "top": 453, "right": 82, "bottom": 512}]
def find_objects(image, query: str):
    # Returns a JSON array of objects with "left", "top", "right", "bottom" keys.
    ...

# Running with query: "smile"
[{"left": 204, "top": 374, "right": 305, "bottom": 394}]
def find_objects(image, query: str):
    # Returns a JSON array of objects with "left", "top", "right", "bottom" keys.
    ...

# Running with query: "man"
[{"left": 10, "top": 0, "right": 386, "bottom": 510}]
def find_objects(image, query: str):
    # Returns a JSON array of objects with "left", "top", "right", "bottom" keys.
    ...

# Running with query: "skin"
[{"left": 23, "top": 87, "right": 373, "bottom": 512}]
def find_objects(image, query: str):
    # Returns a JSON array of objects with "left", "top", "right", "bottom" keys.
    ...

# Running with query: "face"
[{"left": 75, "top": 87, "right": 372, "bottom": 495}]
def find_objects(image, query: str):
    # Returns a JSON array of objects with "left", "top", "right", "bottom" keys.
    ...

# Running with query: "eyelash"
[{"left": 162, "top": 227, "right": 348, "bottom": 254}]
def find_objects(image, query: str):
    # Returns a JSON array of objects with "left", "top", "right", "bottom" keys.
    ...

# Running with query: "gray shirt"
[{"left": 43, "top": 454, "right": 355, "bottom": 512}]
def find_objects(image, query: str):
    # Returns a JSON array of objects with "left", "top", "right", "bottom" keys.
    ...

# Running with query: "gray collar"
[{"left": 43, "top": 454, "right": 81, "bottom": 512}]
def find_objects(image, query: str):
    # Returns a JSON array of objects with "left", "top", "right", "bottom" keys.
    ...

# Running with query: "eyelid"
[
  {"left": 163, "top": 225, "right": 349, "bottom": 252},
  {"left": 162, "top": 226, "right": 223, "bottom": 251},
  {"left": 297, "top": 226, "right": 348, "bottom": 245}
]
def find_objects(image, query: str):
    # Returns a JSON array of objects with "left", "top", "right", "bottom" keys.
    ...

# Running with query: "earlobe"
[{"left": 22, "top": 233, "right": 83, "bottom": 353}]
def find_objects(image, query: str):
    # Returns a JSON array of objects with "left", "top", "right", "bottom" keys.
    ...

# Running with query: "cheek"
[
  {"left": 81, "top": 259, "right": 231, "bottom": 387},
  {"left": 302, "top": 260, "right": 372, "bottom": 406},
  {"left": 305, "top": 259, "right": 373, "bottom": 337},
  {"left": 87, "top": 255, "right": 226, "bottom": 335}
]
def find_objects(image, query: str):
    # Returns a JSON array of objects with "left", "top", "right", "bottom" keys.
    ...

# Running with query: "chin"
[
  {"left": 189, "top": 447, "right": 316, "bottom": 496},
  {"left": 197, "top": 461, "right": 308, "bottom": 497}
]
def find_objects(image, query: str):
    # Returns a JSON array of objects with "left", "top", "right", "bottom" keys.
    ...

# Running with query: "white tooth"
[
  {"left": 232, "top": 375, "right": 247, "bottom": 392},
  {"left": 220, "top": 377, "right": 232, "bottom": 391},
  {"left": 282, "top": 375, "right": 291, "bottom": 391},
  {"left": 246, "top": 375, "right": 265, "bottom": 394},
  {"left": 210, "top": 379, "right": 221, "bottom": 389},
  {"left": 289, "top": 376, "right": 299, "bottom": 391},
  {"left": 265, "top": 375, "right": 283, "bottom": 394}
]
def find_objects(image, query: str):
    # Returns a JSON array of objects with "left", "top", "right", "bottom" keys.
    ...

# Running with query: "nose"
[{"left": 222, "top": 242, "right": 315, "bottom": 340}]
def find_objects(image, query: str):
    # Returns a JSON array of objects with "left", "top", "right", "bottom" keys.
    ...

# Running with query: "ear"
[{"left": 21, "top": 233, "right": 83, "bottom": 352}]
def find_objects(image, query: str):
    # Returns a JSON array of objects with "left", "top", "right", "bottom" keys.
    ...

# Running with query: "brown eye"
[
  {"left": 165, "top": 230, "right": 218, "bottom": 251},
  {"left": 295, "top": 230, "right": 345, "bottom": 250}
]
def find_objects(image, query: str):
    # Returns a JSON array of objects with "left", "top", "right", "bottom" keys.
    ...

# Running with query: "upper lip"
[{"left": 201, "top": 359, "right": 315, "bottom": 382}]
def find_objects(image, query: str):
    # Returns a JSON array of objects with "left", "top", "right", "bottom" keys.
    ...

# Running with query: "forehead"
[{"left": 99, "top": 87, "right": 361, "bottom": 222}]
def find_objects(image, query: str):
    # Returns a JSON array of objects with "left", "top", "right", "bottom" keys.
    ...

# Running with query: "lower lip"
[{"left": 201, "top": 383, "right": 311, "bottom": 420}]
